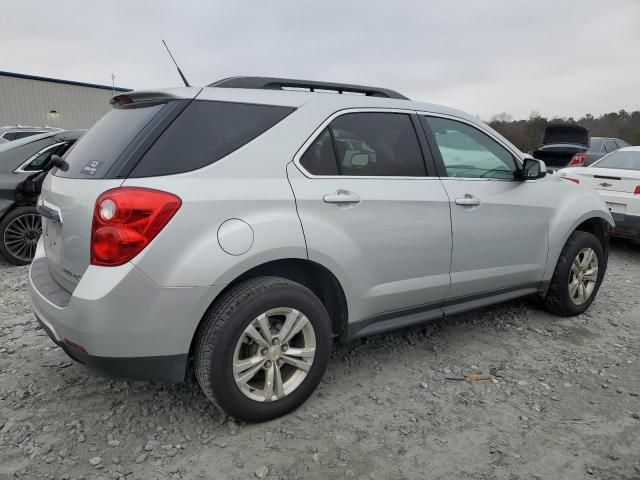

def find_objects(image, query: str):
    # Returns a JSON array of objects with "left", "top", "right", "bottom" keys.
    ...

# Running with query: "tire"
[
  {"left": 543, "top": 230, "right": 605, "bottom": 316},
  {"left": 0, "top": 206, "right": 42, "bottom": 266},
  {"left": 194, "top": 276, "right": 332, "bottom": 422}
]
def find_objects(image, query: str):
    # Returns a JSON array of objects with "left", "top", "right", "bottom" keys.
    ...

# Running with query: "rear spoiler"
[{"left": 110, "top": 88, "right": 201, "bottom": 108}]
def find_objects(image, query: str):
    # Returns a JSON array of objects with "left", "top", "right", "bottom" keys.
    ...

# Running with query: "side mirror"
[{"left": 521, "top": 158, "right": 546, "bottom": 180}]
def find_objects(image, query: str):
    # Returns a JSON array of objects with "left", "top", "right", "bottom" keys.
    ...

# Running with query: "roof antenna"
[{"left": 161, "top": 39, "right": 190, "bottom": 87}]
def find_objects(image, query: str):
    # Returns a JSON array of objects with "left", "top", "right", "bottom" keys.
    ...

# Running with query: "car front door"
[
  {"left": 419, "top": 115, "right": 550, "bottom": 308},
  {"left": 287, "top": 110, "right": 452, "bottom": 336}
]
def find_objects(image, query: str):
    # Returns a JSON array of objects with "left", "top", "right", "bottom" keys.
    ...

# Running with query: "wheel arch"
[
  {"left": 544, "top": 209, "right": 612, "bottom": 291},
  {"left": 188, "top": 258, "right": 349, "bottom": 360}
]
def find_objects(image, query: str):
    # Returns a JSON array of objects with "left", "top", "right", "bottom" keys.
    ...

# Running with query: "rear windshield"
[
  {"left": 129, "top": 100, "right": 295, "bottom": 177},
  {"left": 591, "top": 150, "right": 640, "bottom": 171},
  {"left": 55, "top": 103, "right": 165, "bottom": 178}
]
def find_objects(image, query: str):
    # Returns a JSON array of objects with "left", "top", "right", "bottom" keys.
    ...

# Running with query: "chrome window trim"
[
  {"left": 14, "top": 141, "right": 66, "bottom": 173},
  {"left": 293, "top": 107, "right": 524, "bottom": 180}
]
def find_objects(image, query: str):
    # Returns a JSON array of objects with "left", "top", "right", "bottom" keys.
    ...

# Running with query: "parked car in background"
[
  {"left": 583, "top": 137, "right": 630, "bottom": 166},
  {"left": 560, "top": 147, "right": 640, "bottom": 243},
  {"left": 532, "top": 122, "right": 629, "bottom": 170},
  {"left": 0, "top": 125, "right": 62, "bottom": 144},
  {"left": 0, "top": 130, "right": 84, "bottom": 265},
  {"left": 28, "top": 77, "right": 612, "bottom": 421}
]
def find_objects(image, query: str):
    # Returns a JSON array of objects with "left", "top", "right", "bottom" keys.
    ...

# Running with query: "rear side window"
[
  {"left": 130, "top": 101, "right": 295, "bottom": 177},
  {"left": 56, "top": 103, "right": 165, "bottom": 178},
  {"left": 14, "top": 131, "right": 45, "bottom": 140},
  {"left": 603, "top": 140, "right": 618, "bottom": 153},
  {"left": 2, "top": 132, "right": 17, "bottom": 141},
  {"left": 299, "top": 112, "right": 426, "bottom": 177},
  {"left": 300, "top": 129, "right": 339, "bottom": 175}
]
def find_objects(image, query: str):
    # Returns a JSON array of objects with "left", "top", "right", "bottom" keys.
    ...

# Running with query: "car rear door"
[
  {"left": 287, "top": 110, "right": 452, "bottom": 334},
  {"left": 419, "top": 114, "right": 550, "bottom": 307}
]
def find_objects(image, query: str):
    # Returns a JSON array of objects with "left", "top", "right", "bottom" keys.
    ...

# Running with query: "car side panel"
[{"left": 544, "top": 181, "right": 614, "bottom": 283}]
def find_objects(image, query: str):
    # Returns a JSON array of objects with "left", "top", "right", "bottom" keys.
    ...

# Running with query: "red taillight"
[
  {"left": 569, "top": 154, "right": 587, "bottom": 166},
  {"left": 635, "top": 186, "right": 640, "bottom": 195},
  {"left": 91, "top": 187, "right": 181, "bottom": 266},
  {"left": 563, "top": 177, "right": 580, "bottom": 184}
]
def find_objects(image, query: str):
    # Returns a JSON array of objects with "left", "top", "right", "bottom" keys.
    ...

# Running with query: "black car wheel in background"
[
  {"left": 0, "top": 206, "right": 42, "bottom": 265},
  {"left": 0, "top": 129, "right": 85, "bottom": 265}
]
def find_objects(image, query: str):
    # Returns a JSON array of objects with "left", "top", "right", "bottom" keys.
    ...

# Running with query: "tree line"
[{"left": 488, "top": 110, "right": 640, "bottom": 153}]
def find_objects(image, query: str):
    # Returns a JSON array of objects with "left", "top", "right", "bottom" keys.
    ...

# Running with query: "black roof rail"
[{"left": 208, "top": 76, "right": 409, "bottom": 100}]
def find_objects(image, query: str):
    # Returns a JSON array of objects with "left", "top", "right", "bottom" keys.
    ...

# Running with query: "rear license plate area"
[{"left": 43, "top": 218, "right": 63, "bottom": 263}]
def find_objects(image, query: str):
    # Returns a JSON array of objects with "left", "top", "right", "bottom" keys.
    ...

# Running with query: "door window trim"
[
  {"left": 293, "top": 108, "right": 438, "bottom": 179},
  {"left": 14, "top": 141, "right": 67, "bottom": 173},
  {"left": 417, "top": 112, "right": 524, "bottom": 182}
]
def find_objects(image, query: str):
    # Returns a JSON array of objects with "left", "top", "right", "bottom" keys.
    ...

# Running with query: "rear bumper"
[
  {"left": 35, "top": 311, "right": 188, "bottom": 382},
  {"left": 610, "top": 212, "right": 640, "bottom": 229},
  {"left": 28, "top": 243, "right": 222, "bottom": 382},
  {"left": 597, "top": 190, "right": 640, "bottom": 238}
]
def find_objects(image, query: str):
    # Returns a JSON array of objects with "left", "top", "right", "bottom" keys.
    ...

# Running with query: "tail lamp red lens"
[
  {"left": 569, "top": 154, "right": 587, "bottom": 166},
  {"left": 563, "top": 177, "right": 580, "bottom": 184},
  {"left": 635, "top": 186, "right": 640, "bottom": 195},
  {"left": 91, "top": 187, "right": 181, "bottom": 266}
]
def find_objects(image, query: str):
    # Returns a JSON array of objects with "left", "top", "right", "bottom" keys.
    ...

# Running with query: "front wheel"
[
  {"left": 543, "top": 230, "right": 605, "bottom": 316},
  {"left": 0, "top": 206, "right": 42, "bottom": 265},
  {"left": 194, "top": 277, "right": 332, "bottom": 422}
]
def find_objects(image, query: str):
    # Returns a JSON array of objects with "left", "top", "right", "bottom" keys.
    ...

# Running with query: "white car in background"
[{"left": 560, "top": 146, "right": 640, "bottom": 243}]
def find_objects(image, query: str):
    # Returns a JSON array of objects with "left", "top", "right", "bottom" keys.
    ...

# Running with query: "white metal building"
[{"left": 0, "top": 71, "right": 130, "bottom": 130}]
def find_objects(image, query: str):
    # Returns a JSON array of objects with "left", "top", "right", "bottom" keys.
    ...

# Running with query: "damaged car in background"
[
  {"left": 532, "top": 122, "right": 628, "bottom": 170},
  {"left": 0, "top": 130, "right": 84, "bottom": 265}
]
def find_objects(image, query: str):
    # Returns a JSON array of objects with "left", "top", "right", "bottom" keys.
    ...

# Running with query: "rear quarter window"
[{"left": 129, "top": 100, "right": 295, "bottom": 177}]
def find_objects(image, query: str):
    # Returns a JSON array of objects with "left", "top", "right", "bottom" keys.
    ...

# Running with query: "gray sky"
[{"left": 3, "top": 0, "right": 639, "bottom": 120}]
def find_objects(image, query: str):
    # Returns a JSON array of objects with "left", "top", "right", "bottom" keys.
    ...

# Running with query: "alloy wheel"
[
  {"left": 232, "top": 307, "right": 316, "bottom": 402},
  {"left": 568, "top": 247, "right": 598, "bottom": 305},
  {"left": 3, "top": 213, "right": 42, "bottom": 263}
]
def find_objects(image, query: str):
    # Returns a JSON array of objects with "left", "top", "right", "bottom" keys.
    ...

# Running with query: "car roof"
[
  {"left": 617, "top": 146, "right": 640, "bottom": 152},
  {"left": 119, "top": 85, "right": 482, "bottom": 127},
  {"left": 115, "top": 80, "right": 524, "bottom": 158}
]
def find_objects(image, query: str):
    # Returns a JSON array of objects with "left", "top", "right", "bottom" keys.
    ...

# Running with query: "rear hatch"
[
  {"left": 533, "top": 123, "right": 590, "bottom": 169},
  {"left": 38, "top": 90, "right": 198, "bottom": 292}
]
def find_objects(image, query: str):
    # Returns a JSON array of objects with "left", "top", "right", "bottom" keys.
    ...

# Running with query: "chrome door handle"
[
  {"left": 323, "top": 189, "right": 361, "bottom": 205},
  {"left": 455, "top": 195, "right": 481, "bottom": 206}
]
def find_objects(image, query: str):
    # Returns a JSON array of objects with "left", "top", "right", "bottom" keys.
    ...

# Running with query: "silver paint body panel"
[{"left": 29, "top": 85, "right": 613, "bottom": 362}]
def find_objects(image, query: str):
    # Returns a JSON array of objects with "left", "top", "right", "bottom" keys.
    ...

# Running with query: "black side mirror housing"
[
  {"left": 520, "top": 158, "right": 546, "bottom": 180},
  {"left": 50, "top": 154, "right": 69, "bottom": 172}
]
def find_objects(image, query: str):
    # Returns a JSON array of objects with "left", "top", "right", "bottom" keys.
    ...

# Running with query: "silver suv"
[{"left": 28, "top": 77, "right": 613, "bottom": 421}]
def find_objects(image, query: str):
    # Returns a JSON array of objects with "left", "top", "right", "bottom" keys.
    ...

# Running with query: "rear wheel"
[
  {"left": 0, "top": 206, "right": 42, "bottom": 265},
  {"left": 194, "top": 276, "right": 332, "bottom": 422},
  {"left": 543, "top": 231, "right": 605, "bottom": 316}
]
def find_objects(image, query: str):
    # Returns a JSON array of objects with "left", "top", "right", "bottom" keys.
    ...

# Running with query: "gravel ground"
[{"left": 1, "top": 241, "right": 639, "bottom": 480}]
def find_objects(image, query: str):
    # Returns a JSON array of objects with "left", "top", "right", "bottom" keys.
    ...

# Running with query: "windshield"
[
  {"left": 0, "top": 132, "right": 54, "bottom": 153},
  {"left": 591, "top": 150, "right": 640, "bottom": 171}
]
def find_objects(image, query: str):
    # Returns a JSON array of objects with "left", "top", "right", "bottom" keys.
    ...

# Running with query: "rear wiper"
[{"left": 50, "top": 154, "right": 69, "bottom": 172}]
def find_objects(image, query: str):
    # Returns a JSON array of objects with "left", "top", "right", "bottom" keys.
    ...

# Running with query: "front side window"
[
  {"left": 421, "top": 116, "right": 516, "bottom": 180},
  {"left": 21, "top": 142, "right": 70, "bottom": 171},
  {"left": 299, "top": 112, "right": 426, "bottom": 177}
]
